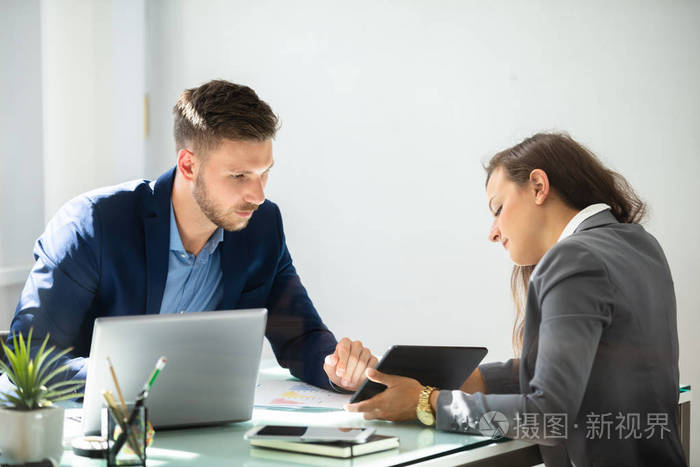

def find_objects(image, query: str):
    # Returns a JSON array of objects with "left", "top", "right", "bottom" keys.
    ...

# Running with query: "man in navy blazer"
[{"left": 6, "top": 80, "right": 376, "bottom": 392}]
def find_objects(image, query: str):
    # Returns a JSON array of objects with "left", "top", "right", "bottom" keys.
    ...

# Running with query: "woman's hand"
[
  {"left": 344, "top": 368, "right": 424, "bottom": 421},
  {"left": 461, "top": 367, "right": 487, "bottom": 394}
]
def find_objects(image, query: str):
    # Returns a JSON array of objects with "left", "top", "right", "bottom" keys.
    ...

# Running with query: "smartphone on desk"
[{"left": 244, "top": 425, "right": 375, "bottom": 443}]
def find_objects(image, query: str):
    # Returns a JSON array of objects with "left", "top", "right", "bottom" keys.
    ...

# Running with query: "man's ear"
[
  {"left": 177, "top": 148, "right": 197, "bottom": 183},
  {"left": 529, "top": 169, "right": 550, "bottom": 206}
]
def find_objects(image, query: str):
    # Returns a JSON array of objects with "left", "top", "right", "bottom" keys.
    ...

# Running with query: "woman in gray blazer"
[{"left": 347, "top": 133, "right": 686, "bottom": 467}]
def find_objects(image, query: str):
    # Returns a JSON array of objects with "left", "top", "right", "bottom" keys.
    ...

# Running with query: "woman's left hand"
[{"left": 345, "top": 368, "right": 424, "bottom": 421}]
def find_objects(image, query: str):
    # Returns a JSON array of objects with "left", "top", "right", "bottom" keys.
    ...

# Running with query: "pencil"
[
  {"left": 102, "top": 390, "right": 144, "bottom": 460},
  {"left": 102, "top": 390, "right": 125, "bottom": 421},
  {"left": 140, "top": 356, "right": 167, "bottom": 398},
  {"left": 106, "top": 356, "right": 128, "bottom": 413}
]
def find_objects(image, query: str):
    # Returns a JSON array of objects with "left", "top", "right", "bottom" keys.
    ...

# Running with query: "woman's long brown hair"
[{"left": 485, "top": 133, "right": 647, "bottom": 356}]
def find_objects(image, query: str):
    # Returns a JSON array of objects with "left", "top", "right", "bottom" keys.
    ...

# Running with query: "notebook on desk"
[
  {"left": 249, "top": 434, "right": 399, "bottom": 458},
  {"left": 81, "top": 308, "right": 267, "bottom": 434}
]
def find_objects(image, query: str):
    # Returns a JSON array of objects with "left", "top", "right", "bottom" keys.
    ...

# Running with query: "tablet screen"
[{"left": 349, "top": 345, "right": 488, "bottom": 403}]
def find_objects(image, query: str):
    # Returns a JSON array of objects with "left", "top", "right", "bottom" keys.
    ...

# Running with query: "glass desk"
[
  {"left": 52, "top": 365, "right": 690, "bottom": 466},
  {"left": 55, "top": 363, "right": 543, "bottom": 466}
]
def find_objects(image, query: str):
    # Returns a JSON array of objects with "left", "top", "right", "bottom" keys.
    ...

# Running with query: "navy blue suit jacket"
[{"left": 9, "top": 168, "right": 338, "bottom": 389}]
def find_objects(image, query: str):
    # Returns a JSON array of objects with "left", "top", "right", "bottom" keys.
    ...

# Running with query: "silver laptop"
[{"left": 82, "top": 308, "right": 267, "bottom": 434}]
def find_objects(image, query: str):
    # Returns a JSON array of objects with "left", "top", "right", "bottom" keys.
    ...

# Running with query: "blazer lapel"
[
  {"left": 143, "top": 168, "right": 176, "bottom": 315},
  {"left": 220, "top": 229, "right": 251, "bottom": 309}
]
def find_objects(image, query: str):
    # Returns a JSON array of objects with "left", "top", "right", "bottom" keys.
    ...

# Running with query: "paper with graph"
[{"left": 254, "top": 379, "right": 352, "bottom": 409}]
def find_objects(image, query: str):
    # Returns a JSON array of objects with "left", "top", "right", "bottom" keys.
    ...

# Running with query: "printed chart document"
[{"left": 255, "top": 380, "right": 352, "bottom": 410}]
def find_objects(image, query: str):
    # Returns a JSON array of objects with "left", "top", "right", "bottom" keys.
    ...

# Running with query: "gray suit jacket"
[{"left": 436, "top": 210, "right": 686, "bottom": 466}]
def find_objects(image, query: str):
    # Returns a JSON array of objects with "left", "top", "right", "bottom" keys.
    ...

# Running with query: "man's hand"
[
  {"left": 344, "top": 368, "right": 424, "bottom": 421},
  {"left": 323, "top": 337, "right": 378, "bottom": 391}
]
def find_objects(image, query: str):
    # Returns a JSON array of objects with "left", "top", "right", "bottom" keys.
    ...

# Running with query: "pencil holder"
[{"left": 105, "top": 403, "right": 148, "bottom": 466}]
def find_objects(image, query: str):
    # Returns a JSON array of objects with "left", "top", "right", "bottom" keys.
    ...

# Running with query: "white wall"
[
  {"left": 146, "top": 0, "right": 700, "bottom": 461},
  {"left": 41, "top": 0, "right": 147, "bottom": 220},
  {"left": 0, "top": 0, "right": 147, "bottom": 327},
  {"left": 0, "top": 0, "right": 44, "bottom": 326}
]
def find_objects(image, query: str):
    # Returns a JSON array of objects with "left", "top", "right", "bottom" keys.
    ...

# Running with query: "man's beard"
[{"left": 192, "top": 175, "right": 258, "bottom": 231}]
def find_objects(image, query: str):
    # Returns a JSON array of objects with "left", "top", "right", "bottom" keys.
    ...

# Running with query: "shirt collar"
[
  {"left": 557, "top": 203, "right": 612, "bottom": 243},
  {"left": 169, "top": 202, "right": 224, "bottom": 256}
]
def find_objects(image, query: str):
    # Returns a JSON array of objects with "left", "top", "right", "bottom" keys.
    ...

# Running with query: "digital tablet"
[{"left": 349, "top": 345, "right": 488, "bottom": 403}]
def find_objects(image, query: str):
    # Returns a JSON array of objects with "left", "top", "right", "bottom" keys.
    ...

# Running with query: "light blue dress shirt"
[{"left": 159, "top": 202, "right": 224, "bottom": 314}]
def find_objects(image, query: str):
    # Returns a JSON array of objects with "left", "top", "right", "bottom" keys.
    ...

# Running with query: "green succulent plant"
[{"left": 0, "top": 328, "right": 85, "bottom": 410}]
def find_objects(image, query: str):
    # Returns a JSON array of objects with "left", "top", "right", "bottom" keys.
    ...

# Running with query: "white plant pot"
[{"left": 0, "top": 405, "right": 64, "bottom": 463}]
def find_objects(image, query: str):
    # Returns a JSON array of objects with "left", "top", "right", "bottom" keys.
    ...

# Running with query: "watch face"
[{"left": 417, "top": 410, "right": 435, "bottom": 426}]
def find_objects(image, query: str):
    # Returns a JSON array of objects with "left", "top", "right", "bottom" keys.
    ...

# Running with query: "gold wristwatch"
[{"left": 416, "top": 385, "right": 437, "bottom": 426}]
